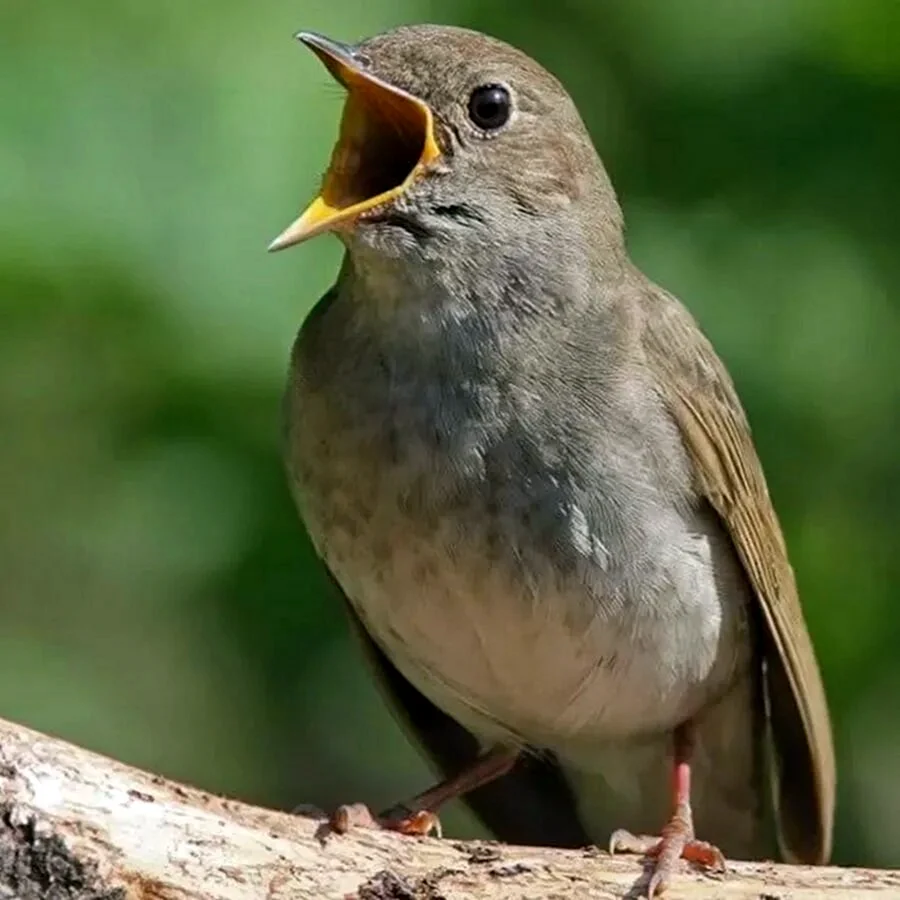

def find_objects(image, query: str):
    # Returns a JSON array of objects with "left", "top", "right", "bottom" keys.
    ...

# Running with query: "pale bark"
[{"left": 0, "top": 716, "right": 896, "bottom": 899}]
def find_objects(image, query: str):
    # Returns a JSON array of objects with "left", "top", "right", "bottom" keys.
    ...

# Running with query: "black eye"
[{"left": 467, "top": 84, "right": 511, "bottom": 131}]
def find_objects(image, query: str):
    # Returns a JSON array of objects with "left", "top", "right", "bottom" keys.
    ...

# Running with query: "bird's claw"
[
  {"left": 329, "top": 802, "right": 442, "bottom": 838},
  {"left": 609, "top": 828, "right": 659, "bottom": 856},
  {"left": 608, "top": 827, "right": 725, "bottom": 897}
]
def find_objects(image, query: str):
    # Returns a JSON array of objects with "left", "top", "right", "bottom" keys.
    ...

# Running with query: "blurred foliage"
[{"left": 2, "top": 0, "right": 898, "bottom": 869}]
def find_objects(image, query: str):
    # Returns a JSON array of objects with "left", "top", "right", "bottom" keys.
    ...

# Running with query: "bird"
[{"left": 269, "top": 24, "right": 836, "bottom": 897}]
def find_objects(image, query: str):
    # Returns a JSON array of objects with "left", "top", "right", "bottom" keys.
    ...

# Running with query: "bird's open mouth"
[{"left": 269, "top": 32, "right": 441, "bottom": 251}]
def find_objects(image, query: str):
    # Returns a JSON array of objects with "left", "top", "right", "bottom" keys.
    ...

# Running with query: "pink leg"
[
  {"left": 329, "top": 746, "right": 518, "bottom": 839},
  {"left": 609, "top": 726, "right": 726, "bottom": 897}
]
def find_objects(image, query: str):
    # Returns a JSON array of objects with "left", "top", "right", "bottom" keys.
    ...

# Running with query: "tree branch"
[{"left": 0, "top": 717, "right": 896, "bottom": 899}]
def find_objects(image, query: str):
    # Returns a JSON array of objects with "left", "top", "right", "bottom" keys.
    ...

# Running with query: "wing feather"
[{"left": 641, "top": 288, "right": 835, "bottom": 862}]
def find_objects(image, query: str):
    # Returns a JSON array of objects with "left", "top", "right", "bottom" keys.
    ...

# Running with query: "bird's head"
[{"left": 269, "top": 25, "right": 624, "bottom": 277}]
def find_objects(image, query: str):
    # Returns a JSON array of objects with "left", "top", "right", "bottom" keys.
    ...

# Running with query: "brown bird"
[{"left": 271, "top": 25, "right": 835, "bottom": 896}]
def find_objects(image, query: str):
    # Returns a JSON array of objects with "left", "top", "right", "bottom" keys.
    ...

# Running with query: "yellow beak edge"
[{"left": 269, "top": 32, "right": 442, "bottom": 251}]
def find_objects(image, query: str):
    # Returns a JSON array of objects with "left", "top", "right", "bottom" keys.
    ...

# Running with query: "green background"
[{"left": 2, "top": 0, "right": 898, "bottom": 868}]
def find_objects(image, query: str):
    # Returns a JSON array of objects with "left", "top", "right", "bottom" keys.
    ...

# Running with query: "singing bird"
[{"left": 270, "top": 25, "right": 835, "bottom": 896}]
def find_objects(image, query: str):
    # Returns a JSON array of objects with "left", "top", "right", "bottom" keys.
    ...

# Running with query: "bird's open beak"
[{"left": 268, "top": 32, "right": 442, "bottom": 251}]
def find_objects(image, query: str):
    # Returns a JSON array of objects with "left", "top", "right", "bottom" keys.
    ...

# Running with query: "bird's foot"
[
  {"left": 329, "top": 802, "right": 442, "bottom": 838},
  {"left": 609, "top": 815, "right": 725, "bottom": 898},
  {"left": 325, "top": 748, "right": 515, "bottom": 841}
]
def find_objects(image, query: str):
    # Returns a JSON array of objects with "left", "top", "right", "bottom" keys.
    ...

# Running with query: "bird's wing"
[
  {"left": 640, "top": 286, "right": 835, "bottom": 863},
  {"left": 325, "top": 571, "right": 591, "bottom": 848}
]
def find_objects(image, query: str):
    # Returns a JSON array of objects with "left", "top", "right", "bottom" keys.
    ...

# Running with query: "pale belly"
[
  {"left": 285, "top": 289, "right": 764, "bottom": 856},
  {"left": 298, "top": 473, "right": 752, "bottom": 761},
  {"left": 286, "top": 314, "right": 752, "bottom": 759}
]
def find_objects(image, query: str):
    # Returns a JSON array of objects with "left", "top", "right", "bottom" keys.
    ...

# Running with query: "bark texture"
[{"left": 0, "top": 717, "right": 896, "bottom": 899}]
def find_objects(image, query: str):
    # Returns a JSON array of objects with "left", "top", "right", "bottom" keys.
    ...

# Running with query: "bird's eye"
[{"left": 467, "top": 84, "right": 511, "bottom": 131}]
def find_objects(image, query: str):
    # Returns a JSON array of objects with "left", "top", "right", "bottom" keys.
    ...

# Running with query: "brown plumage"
[
  {"left": 643, "top": 287, "right": 835, "bottom": 860},
  {"left": 271, "top": 24, "right": 835, "bottom": 895}
]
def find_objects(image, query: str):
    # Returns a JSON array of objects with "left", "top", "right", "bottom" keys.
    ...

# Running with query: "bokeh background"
[{"left": 2, "top": 0, "right": 898, "bottom": 869}]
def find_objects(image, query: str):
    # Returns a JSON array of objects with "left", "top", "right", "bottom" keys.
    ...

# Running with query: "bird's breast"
[{"left": 286, "top": 331, "right": 751, "bottom": 755}]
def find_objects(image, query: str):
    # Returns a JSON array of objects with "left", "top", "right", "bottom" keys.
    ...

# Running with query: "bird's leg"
[
  {"left": 330, "top": 745, "right": 519, "bottom": 838},
  {"left": 609, "top": 724, "right": 726, "bottom": 897}
]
